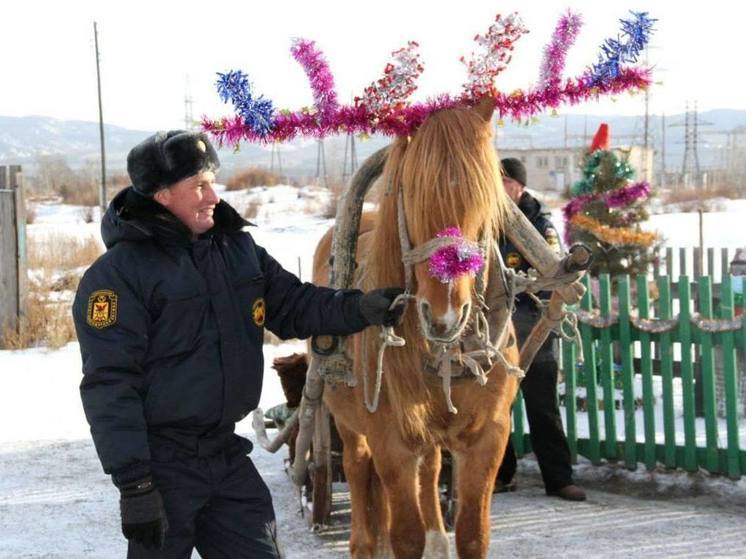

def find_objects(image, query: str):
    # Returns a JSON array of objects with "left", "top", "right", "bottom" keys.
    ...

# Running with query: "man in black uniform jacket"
[
  {"left": 73, "top": 130, "right": 405, "bottom": 558},
  {"left": 495, "top": 158, "right": 586, "bottom": 502}
]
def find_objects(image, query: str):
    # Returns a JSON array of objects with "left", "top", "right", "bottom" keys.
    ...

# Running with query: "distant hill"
[{"left": 3, "top": 110, "right": 745, "bottom": 178}]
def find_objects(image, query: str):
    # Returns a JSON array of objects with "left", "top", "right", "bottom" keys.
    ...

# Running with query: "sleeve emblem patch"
[
  {"left": 252, "top": 297, "right": 266, "bottom": 327},
  {"left": 86, "top": 290, "right": 118, "bottom": 329},
  {"left": 545, "top": 227, "right": 561, "bottom": 253},
  {"left": 506, "top": 252, "right": 522, "bottom": 269}
]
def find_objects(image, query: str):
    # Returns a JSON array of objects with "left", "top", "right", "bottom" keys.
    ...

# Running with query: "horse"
[{"left": 312, "top": 98, "right": 520, "bottom": 558}]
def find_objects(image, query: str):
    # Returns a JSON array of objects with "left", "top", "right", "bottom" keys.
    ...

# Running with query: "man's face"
[
  {"left": 502, "top": 176, "right": 524, "bottom": 204},
  {"left": 153, "top": 170, "right": 220, "bottom": 236}
]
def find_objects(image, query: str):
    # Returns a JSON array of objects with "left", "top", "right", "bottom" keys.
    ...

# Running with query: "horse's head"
[{"left": 383, "top": 98, "right": 507, "bottom": 343}]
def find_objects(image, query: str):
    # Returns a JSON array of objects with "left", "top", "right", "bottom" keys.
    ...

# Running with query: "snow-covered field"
[{"left": 2, "top": 187, "right": 746, "bottom": 558}]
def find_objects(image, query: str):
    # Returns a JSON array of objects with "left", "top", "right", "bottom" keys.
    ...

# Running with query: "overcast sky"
[{"left": 4, "top": 0, "right": 743, "bottom": 131}]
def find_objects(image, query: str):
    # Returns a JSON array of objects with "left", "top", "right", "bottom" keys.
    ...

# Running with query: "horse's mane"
[{"left": 365, "top": 107, "right": 508, "bottom": 442}]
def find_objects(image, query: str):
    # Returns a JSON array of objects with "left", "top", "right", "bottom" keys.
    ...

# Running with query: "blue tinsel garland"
[
  {"left": 216, "top": 70, "right": 275, "bottom": 137},
  {"left": 588, "top": 11, "right": 656, "bottom": 86}
]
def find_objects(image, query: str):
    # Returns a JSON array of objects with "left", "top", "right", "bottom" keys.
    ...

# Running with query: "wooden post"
[
  {"left": 0, "top": 165, "right": 26, "bottom": 345},
  {"left": 721, "top": 248, "right": 730, "bottom": 281},
  {"left": 679, "top": 247, "right": 688, "bottom": 278},
  {"left": 311, "top": 402, "right": 332, "bottom": 526},
  {"left": 665, "top": 247, "right": 674, "bottom": 277},
  {"left": 617, "top": 275, "right": 637, "bottom": 469},
  {"left": 636, "top": 275, "right": 657, "bottom": 471},
  {"left": 677, "top": 276, "right": 698, "bottom": 471},
  {"left": 580, "top": 274, "right": 601, "bottom": 465},
  {"left": 658, "top": 275, "right": 677, "bottom": 468},
  {"left": 693, "top": 247, "right": 701, "bottom": 280},
  {"left": 698, "top": 209, "right": 704, "bottom": 277},
  {"left": 698, "top": 277, "right": 720, "bottom": 473},
  {"left": 598, "top": 274, "right": 617, "bottom": 459}
]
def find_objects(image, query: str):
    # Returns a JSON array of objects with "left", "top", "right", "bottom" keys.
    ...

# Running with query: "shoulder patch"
[
  {"left": 252, "top": 297, "right": 266, "bottom": 327},
  {"left": 544, "top": 227, "right": 561, "bottom": 253},
  {"left": 86, "top": 290, "right": 118, "bottom": 329},
  {"left": 506, "top": 252, "right": 522, "bottom": 269}
]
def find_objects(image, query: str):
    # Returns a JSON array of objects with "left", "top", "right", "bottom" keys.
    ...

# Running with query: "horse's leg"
[
  {"left": 370, "top": 441, "right": 426, "bottom": 559},
  {"left": 337, "top": 422, "right": 378, "bottom": 559},
  {"left": 419, "top": 445, "right": 450, "bottom": 558},
  {"left": 453, "top": 424, "right": 509, "bottom": 559},
  {"left": 369, "top": 464, "right": 392, "bottom": 557}
]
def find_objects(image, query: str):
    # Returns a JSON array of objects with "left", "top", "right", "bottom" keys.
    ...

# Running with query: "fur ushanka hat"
[{"left": 127, "top": 130, "right": 220, "bottom": 195}]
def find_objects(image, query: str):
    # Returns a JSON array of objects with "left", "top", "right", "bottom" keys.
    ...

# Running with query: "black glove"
[
  {"left": 359, "top": 288, "right": 407, "bottom": 327},
  {"left": 119, "top": 477, "right": 169, "bottom": 550}
]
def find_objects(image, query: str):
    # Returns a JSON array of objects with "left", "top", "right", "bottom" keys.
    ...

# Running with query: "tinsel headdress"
[{"left": 203, "top": 10, "right": 655, "bottom": 146}]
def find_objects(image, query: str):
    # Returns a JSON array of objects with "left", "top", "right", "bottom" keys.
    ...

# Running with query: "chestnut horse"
[{"left": 313, "top": 100, "right": 519, "bottom": 558}]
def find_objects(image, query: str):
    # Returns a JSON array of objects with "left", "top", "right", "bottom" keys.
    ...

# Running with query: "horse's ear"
[{"left": 473, "top": 96, "right": 496, "bottom": 123}]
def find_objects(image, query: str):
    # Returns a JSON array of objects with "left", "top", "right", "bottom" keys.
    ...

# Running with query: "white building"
[{"left": 498, "top": 146, "right": 654, "bottom": 193}]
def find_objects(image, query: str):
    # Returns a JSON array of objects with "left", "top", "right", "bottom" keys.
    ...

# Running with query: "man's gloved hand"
[
  {"left": 119, "top": 477, "right": 169, "bottom": 550},
  {"left": 359, "top": 288, "right": 407, "bottom": 327}
]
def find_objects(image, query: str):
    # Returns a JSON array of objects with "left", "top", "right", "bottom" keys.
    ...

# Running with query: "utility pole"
[
  {"left": 316, "top": 140, "right": 328, "bottom": 187},
  {"left": 270, "top": 143, "right": 283, "bottom": 182},
  {"left": 93, "top": 22, "right": 107, "bottom": 212},
  {"left": 660, "top": 113, "right": 666, "bottom": 189},
  {"left": 642, "top": 47, "right": 650, "bottom": 153},
  {"left": 693, "top": 101, "right": 701, "bottom": 181},
  {"left": 673, "top": 101, "right": 712, "bottom": 188},
  {"left": 184, "top": 75, "right": 194, "bottom": 130},
  {"left": 563, "top": 115, "right": 568, "bottom": 149},
  {"left": 342, "top": 133, "right": 358, "bottom": 181},
  {"left": 583, "top": 114, "right": 588, "bottom": 147}
]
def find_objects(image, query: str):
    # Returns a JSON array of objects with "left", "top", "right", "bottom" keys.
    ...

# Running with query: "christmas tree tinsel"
[{"left": 564, "top": 149, "right": 661, "bottom": 277}]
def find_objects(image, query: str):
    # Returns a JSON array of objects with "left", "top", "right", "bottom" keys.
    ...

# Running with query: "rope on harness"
[
  {"left": 527, "top": 292, "right": 584, "bottom": 362},
  {"left": 362, "top": 292, "right": 413, "bottom": 413},
  {"left": 559, "top": 310, "right": 584, "bottom": 361}
]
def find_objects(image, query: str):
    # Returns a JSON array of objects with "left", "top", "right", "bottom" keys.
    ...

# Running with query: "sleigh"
[{"left": 252, "top": 146, "right": 591, "bottom": 527}]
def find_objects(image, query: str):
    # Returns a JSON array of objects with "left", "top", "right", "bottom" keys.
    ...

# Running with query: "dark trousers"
[
  {"left": 128, "top": 439, "right": 282, "bottom": 559},
  {"left": 497, "top": 359, "right": 574, "bottom": 493}
]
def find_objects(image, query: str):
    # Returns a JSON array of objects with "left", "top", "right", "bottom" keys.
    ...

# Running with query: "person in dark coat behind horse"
[
  {"left": 73, "top": 130, "right": 405, "bottom": 558},
  {"left": 495, "top": 157, "right": 586, "bottom": 502}
]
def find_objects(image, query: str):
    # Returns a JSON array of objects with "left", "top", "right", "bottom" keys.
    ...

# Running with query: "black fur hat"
[
  {"left": 127, "top": 130, "right": 220, "bottom": 195},
  {"left": 500, "top": 157, "right": 527, "bottom": 187}
]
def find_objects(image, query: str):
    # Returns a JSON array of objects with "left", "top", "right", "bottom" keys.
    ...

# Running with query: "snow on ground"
[
  {"left": 3, "top": 190, "right": 746, "bottom": 557},
  {"left": 2, "top": 341, "right": 746, "bottom": 559}
]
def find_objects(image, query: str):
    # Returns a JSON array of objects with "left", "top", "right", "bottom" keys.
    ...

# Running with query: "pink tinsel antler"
[
  {"left": 538, "top": 11, "right": 583, "bottom": 89},
  {"left": 290, "top": 38, "right": 339, "bottom": 126}
]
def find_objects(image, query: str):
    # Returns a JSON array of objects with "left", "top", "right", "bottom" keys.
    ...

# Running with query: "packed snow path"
[{"left": 1, "top": 435, "right": 745, "bottom": 558}]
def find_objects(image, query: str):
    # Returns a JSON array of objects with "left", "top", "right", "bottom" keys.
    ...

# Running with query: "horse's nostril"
[{"left": 420, "top": 300, "right": 432, "bottom": 321}]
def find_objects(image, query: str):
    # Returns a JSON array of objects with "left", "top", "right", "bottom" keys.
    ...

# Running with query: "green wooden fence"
[{"left": 512, "top": 273, "right": 746, "bottom": 479}]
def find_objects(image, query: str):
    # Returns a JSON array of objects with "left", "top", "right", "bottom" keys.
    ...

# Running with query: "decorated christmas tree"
[{"left": 563, "top": 123, "right": 660, "bottom": 276}]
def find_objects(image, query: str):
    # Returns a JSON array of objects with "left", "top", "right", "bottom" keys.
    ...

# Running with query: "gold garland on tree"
[{"left": 570, "top": 214, "right": 658, "bottom": 247}]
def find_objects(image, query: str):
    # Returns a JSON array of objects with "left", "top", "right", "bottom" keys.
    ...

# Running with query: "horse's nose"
[
  {"left": 420, "top": 299, "right": 450, "bottom": 337},
  {"left": 421, "top": 300, "right": 471, "bottom": 340}
]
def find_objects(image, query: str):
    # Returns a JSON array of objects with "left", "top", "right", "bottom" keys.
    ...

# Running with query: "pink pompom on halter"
[{"left": 428, "top": 227, "right": 485, "bottom": 284}]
